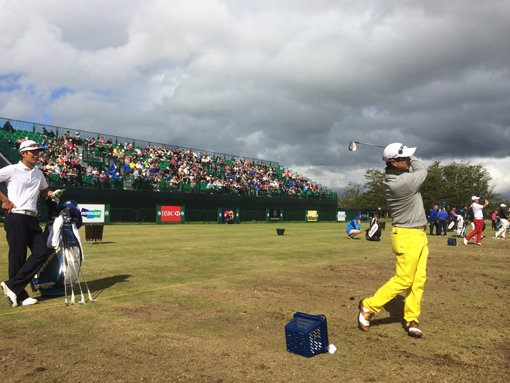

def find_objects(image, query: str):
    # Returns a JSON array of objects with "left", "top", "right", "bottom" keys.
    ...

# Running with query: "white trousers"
[{"left": 496, "top": 218, "right": 509, "bottom": 238}]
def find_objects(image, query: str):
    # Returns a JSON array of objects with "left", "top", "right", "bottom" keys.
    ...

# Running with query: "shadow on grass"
[
  {"left": 371, "top": 295, "right": 405, "bottom": 327},
  {"left": 36, "top": 274, "right": 131, "bottom": 302},
  {"left": 87, "top": 274, "right": 131, "bottom": 298}
]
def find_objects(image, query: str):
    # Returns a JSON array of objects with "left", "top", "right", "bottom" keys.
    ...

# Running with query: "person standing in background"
[
  {"left": 436, "top": 206, "right": 448, "bottom": 236},
  {"left": 429, "top": 205, "right": 439, "bottom": 235},
  {"left": 491, "top": 210, "right": 498, "bottom": 230},
  {"left": 494, "top": 204, "right": 508, "bottom": 240}
]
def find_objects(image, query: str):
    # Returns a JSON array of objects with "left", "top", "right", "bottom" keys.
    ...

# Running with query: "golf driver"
[{"left": 348, "top": 141, "right": 385, "bottom": 151}]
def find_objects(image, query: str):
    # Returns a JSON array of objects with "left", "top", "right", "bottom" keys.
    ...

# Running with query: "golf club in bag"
[
  {"left": 366, "top": 215, "right": 382, "bottom": 241},
  {"left": 32, "top": 198, "right": 95, "bottom": 305}
]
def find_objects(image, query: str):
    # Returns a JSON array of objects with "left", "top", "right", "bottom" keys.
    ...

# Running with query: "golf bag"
[
  {"left": 365, "top": 216, "right": 381, "bottom": 241},
  {"left": 32, "top": 199, "right": 94, "bottom": 303},
  {"left": 447, "top": 217, "right": 456, "bottom": 231},
  {"left": 456, "top": 215, "right": 466, "bottom": 237}
]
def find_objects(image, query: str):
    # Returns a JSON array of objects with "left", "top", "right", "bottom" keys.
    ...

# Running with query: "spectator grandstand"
[{"left": 0, "top": 117, "right": 335, "bottom": 200}]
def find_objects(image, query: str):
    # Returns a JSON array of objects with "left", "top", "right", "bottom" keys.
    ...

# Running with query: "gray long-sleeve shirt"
[{"left": 383, "top": 156, "right": 428, "bottom": 228}]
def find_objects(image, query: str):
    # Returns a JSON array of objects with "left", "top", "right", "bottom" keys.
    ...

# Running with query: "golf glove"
[{"left": 51, "top": 189, "right": 65, "bottom": 204}]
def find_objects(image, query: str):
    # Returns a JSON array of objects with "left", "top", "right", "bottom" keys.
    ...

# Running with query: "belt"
[
  {"left": 393, "top": 225, "right": 426, "bottom": 231},
  {"left": 12, "top": 210, "right": 37, "bottom": 217}
]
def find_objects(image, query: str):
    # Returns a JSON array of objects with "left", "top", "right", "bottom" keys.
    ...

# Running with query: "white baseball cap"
[
  {"left": 382, "top": 143, "right": 416, "bottom": 162},
  {"left": 501, "top": 203, "right": 507, "bottom": 208},
  {"left": 471, "top": 196, "right": 480, "bottom": 201},
  {"left": 19, "top": 140, "right": 45, "bottom": 152}
]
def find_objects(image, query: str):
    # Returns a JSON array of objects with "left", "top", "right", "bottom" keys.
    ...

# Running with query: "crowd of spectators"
[
  {"left": 83, "top": 138, "right": 327, "bottom": 198},
  {"left": 3, "top": 127, "right": 87, "bottom": 187},
  {"left": 38, "top": 134, "right": 85, "bottom": 187},
  {"left": 1, "top": 126, "right": 330, "bottom": 199}
]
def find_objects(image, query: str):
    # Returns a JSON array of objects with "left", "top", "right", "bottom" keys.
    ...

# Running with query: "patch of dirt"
[
  {"left": 430, "top": 353, "right": 469, "bottom": 367},
  {"left": 116, "top": 305, "right": 171, "bottom": 320}
]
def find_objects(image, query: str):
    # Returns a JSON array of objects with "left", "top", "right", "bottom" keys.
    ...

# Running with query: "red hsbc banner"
[{"left": 161, "top": 206, "right": 182, "bottom": 222}]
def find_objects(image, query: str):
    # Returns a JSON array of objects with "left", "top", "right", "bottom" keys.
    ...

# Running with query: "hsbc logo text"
[
  {"left": 161, "top": 206, "right": 182, "bottom": 222},
  {"left": 162, "top": 211, "right": 181, "bottom": 216}
]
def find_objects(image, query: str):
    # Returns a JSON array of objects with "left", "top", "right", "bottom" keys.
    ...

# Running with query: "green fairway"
[{"left": 0, "top": 222, "right": 508, "bottom": 382}]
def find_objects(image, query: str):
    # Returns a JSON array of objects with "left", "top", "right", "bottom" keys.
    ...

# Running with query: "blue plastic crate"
[
  {"left": 285, "top": 312, "right": 329, "bottom": 357},
  {"left": 447, "top": 238, "right": 457, "bottom": 246}
]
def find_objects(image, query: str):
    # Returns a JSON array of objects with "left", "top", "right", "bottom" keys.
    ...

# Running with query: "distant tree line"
[{"left": 338, "top": 161, "right": 507, "bottom": 215}]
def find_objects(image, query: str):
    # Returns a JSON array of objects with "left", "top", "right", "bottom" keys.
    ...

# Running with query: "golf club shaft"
[
  {"left": 355, "top": 141, "right": 385, "bottom": 148},
  {"left": 68, "top": 248, "right": 86, "bottom": 304}
]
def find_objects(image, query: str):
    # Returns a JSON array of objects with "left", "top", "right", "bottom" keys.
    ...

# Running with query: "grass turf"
[{"left": 0, "top": 222, "right": 508, "bottom": 382}]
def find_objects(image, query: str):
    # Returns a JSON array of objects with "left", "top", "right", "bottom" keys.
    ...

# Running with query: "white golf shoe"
[
  {"left": 21, "top": 297, "right": 38, "bottom": 306},
  {"left": 1, "top": 282, "right": 18, "bottom": 308}
]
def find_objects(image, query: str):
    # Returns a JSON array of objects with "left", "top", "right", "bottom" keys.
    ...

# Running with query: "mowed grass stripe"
[{"left": 0, "top": 252, "right": 353, "bottom": 317}]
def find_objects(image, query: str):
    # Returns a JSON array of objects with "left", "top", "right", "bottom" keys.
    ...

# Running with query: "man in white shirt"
[
  {"left": 464, "top": 196, "right": 489, "bottom": 246},
  {"left": 0, "top": 140, "right": 55, "bottom": 307}
]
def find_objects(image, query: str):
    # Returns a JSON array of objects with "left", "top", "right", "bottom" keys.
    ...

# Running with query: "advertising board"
[
  {"left": 80, "top": 204, "right": 109, "bottom": 224},
  {"left": 307, "top": 210, "right": 318, "bottom": 222},
  {"left": 157, "top": 205, "right": 185, "bottom": 223}
]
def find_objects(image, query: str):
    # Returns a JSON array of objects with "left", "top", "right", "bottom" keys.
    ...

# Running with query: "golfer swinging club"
[{"left": 358, "top": 143, "right": 429, "bottom": 338}]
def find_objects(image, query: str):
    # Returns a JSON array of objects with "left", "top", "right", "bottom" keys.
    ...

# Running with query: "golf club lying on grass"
[{"left": 348, "top": 141, "right": 385, "bottom": 151}]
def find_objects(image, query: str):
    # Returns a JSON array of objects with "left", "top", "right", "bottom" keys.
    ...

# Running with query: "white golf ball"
[{"left": 328, "top": 344, "right": 337, "bottom": 354}]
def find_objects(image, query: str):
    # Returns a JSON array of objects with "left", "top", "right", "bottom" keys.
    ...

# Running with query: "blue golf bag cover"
[{"left": 33, "top": 200, "right": 84, "bottom": 296}]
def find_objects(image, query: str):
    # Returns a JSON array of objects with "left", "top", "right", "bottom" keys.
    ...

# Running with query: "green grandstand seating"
[
  {"left": 159, "top": 180, "right": 169, "bottom": 190},
  {"left": 0, "top": 119, "right": 334, "bottom": 200},
  {"left": 198, "top": 182, "right": 207, "bottom": 192}
]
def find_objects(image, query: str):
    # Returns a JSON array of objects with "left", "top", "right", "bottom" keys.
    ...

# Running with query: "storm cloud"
[{"left": 1, "top": 0, "right": 509, "bottom": 194}]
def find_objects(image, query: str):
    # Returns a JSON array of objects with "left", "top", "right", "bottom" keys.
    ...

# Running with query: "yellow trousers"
[{"left": 363, "top": 227, "right": 429, "bottom": 323}]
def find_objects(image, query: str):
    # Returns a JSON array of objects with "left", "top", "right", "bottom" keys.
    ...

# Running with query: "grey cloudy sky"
[{"left": 1, "top": 0, "right": 509, "bottom": 195}]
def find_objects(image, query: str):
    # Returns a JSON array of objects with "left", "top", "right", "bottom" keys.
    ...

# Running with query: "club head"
[{"left": 348, "top": 141, "right": 357, "bottom": 151}]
